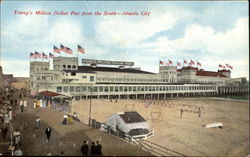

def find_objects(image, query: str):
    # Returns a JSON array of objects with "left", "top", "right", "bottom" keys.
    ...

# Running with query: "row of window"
[
  {"left": 56, "top": 85, "right": 216, "bottom": 93},
  {"left": 97, "top": 78, "right": 170, "bottom": 83}
]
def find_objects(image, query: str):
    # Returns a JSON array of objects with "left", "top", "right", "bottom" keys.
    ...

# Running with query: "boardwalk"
[{"left": 0, "top": 97, "right": 153, "bottom": 156}]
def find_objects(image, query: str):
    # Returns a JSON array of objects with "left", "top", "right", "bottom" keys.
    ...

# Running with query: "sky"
[{"left": 0, "top": 1, "right": 249, "bottom": 79}]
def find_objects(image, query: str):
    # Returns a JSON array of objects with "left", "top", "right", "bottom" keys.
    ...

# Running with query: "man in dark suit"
[
  {"left": 45, "top": 127, "right": 52, "bottom": 141},
  {"left": 81, "top": 141, "right": 89, "bottom": 156},
  {"left": 96, "top": 141, "right": 102, "bottom": 156},
  {"left": 90, "top": 142, "right": 96, "bottom": 156}
]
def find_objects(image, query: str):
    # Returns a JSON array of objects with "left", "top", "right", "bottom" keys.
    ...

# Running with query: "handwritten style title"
[{"left": 14, "top": 10, "right": 151, "bottom": 16}]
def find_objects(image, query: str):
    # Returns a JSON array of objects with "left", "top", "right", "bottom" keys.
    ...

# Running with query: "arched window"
[
  {"left": 67, "top": 65, "right": 71, "bottom": 69},
  {"left": 63, "top": 65, "right": 66, "bottom": 68},
  {"left": 72, "top": 65, "right": 76, "bottom": 69}
]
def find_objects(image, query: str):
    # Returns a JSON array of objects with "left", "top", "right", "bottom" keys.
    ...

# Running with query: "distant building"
[{"left": 29, "top": 57, "right": 248, "bottom": 99}]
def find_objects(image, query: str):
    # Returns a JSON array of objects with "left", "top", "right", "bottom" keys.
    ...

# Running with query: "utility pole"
[{"left": 89, "top": 86, "right": 93, "bottom": 126}]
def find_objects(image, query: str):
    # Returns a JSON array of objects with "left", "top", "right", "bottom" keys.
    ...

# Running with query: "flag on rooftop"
[
  {"left": 30, "top": 53, "right": 35, "bottom": 58},
  {"left": 159, "top": 60, "right": 164, "bottom": 65},
  {"left": 49, "top": 52, "right": 54, "bottom": 59},
  {"left": 177, "top": 62, "right": 181, "bottom": 66},
  {"left": 60, "top": 44, "right": 67, "bottom": 52},
  {"left": 53, "top": 46, "right": 60, "bottom": 53},
  {"left": 35, "top": 51, "right": 41, "bottom": 58},
  {"left": 190, "top": 60, "right": 195, "bottom": 65},
  {"left": 66, "top": 47, "right": 73, "bottom": 54},
  {"left": 42, "top": 53, "right": 48, "bottom": 59},
  {"left": 184, "top": 60, "right": 187, "bottom": 64},
  {"left": 197, "top": 62, "right": 201, "bottom": 67},
  {"left": 168, "top": 60, "right": 173, "bottom": 65},
  {"left": 226, "top": 64, "right": 230, "bottom": 68},
  {"left": 219, "top": 64, "right": 223, "bottom": 68},
  {"left": 77, "top": 44, "right": 85, "bottom": 54}
]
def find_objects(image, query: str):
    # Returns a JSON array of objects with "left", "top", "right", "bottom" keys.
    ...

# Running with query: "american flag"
[
  {"left": 219, "top": 64, "right": 223, "bottom": 68},
  {"left": 77, "top": 44, "right": 85, "bottom": 54},
  {"left": 35, "top": 51, "right": 41, "bottom": 58},
  {"left": 229, "top": 65, "right": 233, "bottom": 70},
  {"left": 189, "top": 62, "right": 192, "bottom": 66},
  {"left": 197, "top": 62, "right": 201, "bottom": 67},
  {"left": 53, "top": 46, "right": 60, "bottom": 53},
  {"left": 60, "top": 44, "right": 67, "bottom": 52},
  {"left": 30, "top": 53, "right": 36, "bottom": 58},
  {"left": 226, "top": 64, "right": 230, "bottom": 68},
  {"left": 190, "top": 60, "right": 195, "bottom": 65},
  {"left": 184, "top": 60, "right": 187, "bottom": 64},
  {"left": 49, "top": 53, "right": 54, "bottom": 59},
  {"left": 66, "top": 47, "right": 73, "bottom": 54},
  {"left": 168, "top": 60, "right": 173, "bottom": 65},
  {"left": 42, "top": 53, "right": 48, "bottom": 59},
  {"left": 159, "top": 60, "right": 164, "bottom": 65},
  {"left": 177, "top": 62, "right": 181, "bottom": 66}
]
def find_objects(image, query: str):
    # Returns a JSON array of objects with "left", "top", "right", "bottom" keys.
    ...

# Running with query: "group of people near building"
[
  {"left": 81, "top": 140, "right": 102, "bottom": 156},
  {"left": 0, "top": 87, "right": 28, "bottom": 155}
]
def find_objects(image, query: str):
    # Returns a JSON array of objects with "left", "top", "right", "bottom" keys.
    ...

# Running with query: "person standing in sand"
[{"left": 180, "top": 109, "right": 183, "bottom": 119}]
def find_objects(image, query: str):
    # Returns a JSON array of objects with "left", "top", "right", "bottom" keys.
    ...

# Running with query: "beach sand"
[{"left": 71, "top": 97, "right": 249, "bottom": 156}]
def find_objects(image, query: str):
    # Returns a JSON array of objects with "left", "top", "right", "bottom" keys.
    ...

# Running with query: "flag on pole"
[
  {"left": 197, "top": 62, "right": 201, "bottom": 67},
  {"left": 49, "top": 52, "right": 54, "bottom": 59},
  {"left": 77, "top": 44, "right": 85, "bottom": 54},
  {"left": 177, "top": 62, "right": 181, "bottom": 66},
  {"left": 189, "top": 62, "right": 192, "bottom": 66},
  {"left": 219, "top": 64, "right": 223, "bottom": 68},
  {"left": 53, "top": 46, "right": 61, "bottom": 53},
  {"left": 229, "top": 65, "right": 233, "bottom": 70},
  {"left": 60, "top": 44, "right": 67, "bottom": 52},
  {"left": 35, "top": 51, "right": 41, "bottom": 58},
  {"left": 65, "top": 47, "right": 73, "bottom": 54},
  {"left": 226, "top": 64, "right": 231, "bottom": 68},
  {"left": 42, "top": 53, "right": 48, "bottom": 59},
  {"left": 190, "top": 60, "right": 195, "bottom": 65},
  {"left": 159, "top": 60, "right": 164, "bottom": 65},
  {"left": 184, "top": 60, "right": 187, "bottom": 64},
  {"left": 30, "top": 53, "right": 35, "bottom": 58},
  {"left": 168, "top": 60, "right": 173, "bottom": 65}
]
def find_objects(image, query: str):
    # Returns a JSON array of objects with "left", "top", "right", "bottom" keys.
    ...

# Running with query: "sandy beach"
[{"left": 71, "top": 97, "right": 249, "bottom": 156}]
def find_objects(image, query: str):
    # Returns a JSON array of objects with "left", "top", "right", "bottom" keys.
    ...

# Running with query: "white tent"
[{"left": 104, "top": 111, "right": 149, "bottom": 136}]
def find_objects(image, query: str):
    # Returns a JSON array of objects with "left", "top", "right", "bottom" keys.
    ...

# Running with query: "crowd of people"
[
  {"left": 0, "top": 87, "right": 28, "bottom": 155},
  {"left": 81, "top": 140, "right": 102, "bottom": 156}
]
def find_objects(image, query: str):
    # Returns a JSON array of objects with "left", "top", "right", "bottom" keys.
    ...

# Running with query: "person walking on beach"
[
  {"left": 62, "top": 114, "right": 68, "bottom": 125},
  {"left": 180, "top": 109, "right": 183, "bottom": 119},
  {"left": 90, "top": 142, "right": 96, "bottom": 156},
  {"left": 35, "top": 117, "right": 41, "bottom": 129},
  {"left": 198, "top": 107, "right": 202, "bottom": 118},
  {"left": 96, "top": 141, "right": 102, "bottom": 156},
  {"left": 45, "top": 127, "right": 52, "bottom": 141},
  {"left": 20, "top": 100, "right": 24, "bottom": 112},
  {"left": 81, "top": 141, "right": 89, "bottom": 156}
]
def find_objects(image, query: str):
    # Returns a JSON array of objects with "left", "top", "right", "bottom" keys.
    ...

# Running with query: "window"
[
  {"left": 63, "top": 86, "right": 68, "bottom": 92},
  {"left": 76, "top": 86, "right": 80, "bottom": 92},
  {"left": 99, "top": 86, "right": 103, "bottom": 92},
  {"left": 82, "top": 86, "right": 86, "bottom": 92},
  {"left": 72, "top": 65, "right": 76, "bottom": 69},
  {"left": 90, "top": 76, "right": 95, "bottom": 82},
  {"left": 71, "top": 72, "right": 76, "bottom": 76},
  {"left": 104, "top": 87, "right": 109, "bottom": 92},
  {"left": 110, "top": 86, "right": 114, "bottom": 92},
  {"left": 119, "top": 86, "right": 123, "bottom": 92},
  {"left": 63, "top": 65, "right": 66, "bottom": 68},
  {"left": 133, "top": 86, "right": 136, "bottom": 91},
  {"left": 67, "top": 65, "right": 71, "bottom": 69},
  {"left": 70, "top": 86, "right": 75, "bottom": 92},
  {"left": 129, "top": 86, "right": 132, "bottom": 91},
  {"left": 115, "top": 86, "right": 119, "bottom": 92},
  {"left": 57, "top": 86, "right": 62, "bottom": 93},
  {"left": 82, "top": 76, "right": 87, "bottom": 79},
  {"left": 124, "top": 86, "right": 128, "bottom": 92},
  {"left": 93, "top": 87, "right": 98, "bottom": 92}
]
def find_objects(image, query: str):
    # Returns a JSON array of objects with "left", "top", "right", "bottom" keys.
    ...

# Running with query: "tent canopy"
[{"left": 37, "top": 91, "right": 70, "bottom": 98}]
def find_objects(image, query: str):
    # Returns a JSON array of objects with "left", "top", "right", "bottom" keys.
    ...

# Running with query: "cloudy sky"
[{"left": 0, "top": 1, "right": 249, "bottom": 79}]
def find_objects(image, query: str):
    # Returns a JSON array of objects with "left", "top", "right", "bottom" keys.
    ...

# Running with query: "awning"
[{"left": 37, "top": 91, "right": 71, "bottom": 98}]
